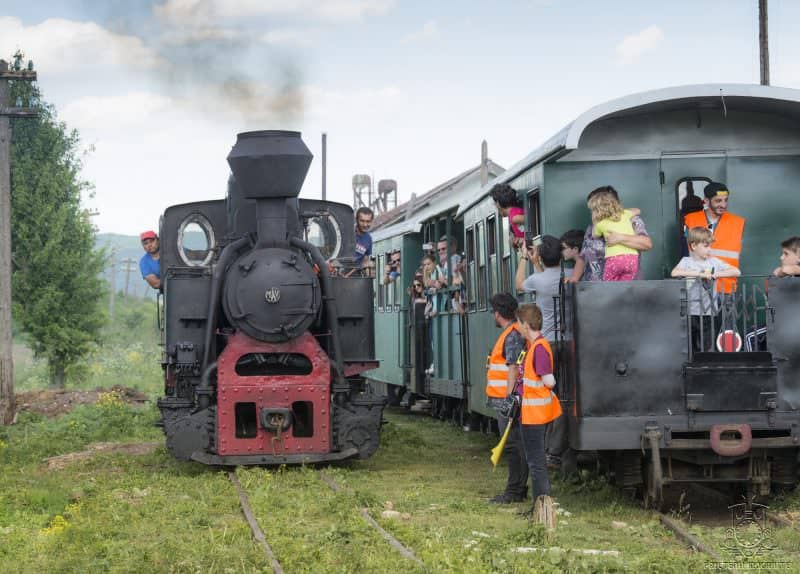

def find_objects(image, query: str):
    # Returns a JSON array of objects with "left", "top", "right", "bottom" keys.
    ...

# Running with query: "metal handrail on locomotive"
[{"left": 157, "top": 130, "right": 385, "bottom": 466}]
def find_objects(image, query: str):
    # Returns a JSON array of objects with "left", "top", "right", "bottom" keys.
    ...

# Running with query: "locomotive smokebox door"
[{"left": 223, "top": 247, "right": 321, "bottom": 342}]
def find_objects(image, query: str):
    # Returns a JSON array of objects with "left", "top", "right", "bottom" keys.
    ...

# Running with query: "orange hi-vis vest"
[
  {"left": 485, "top": 322, "right": 521, "bottom": 399},
  {"left": 685, "top": 210, "right": 745, "bottom": 294},
  {"left": 520, "top": 338, "right": 562, "bottom": 425}
]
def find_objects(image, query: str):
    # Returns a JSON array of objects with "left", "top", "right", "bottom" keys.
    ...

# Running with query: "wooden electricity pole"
[
  {"left": 108, "top": 247, "right": 117, "bottom": 318},
  {"left": 759, "top": 0, "right": 770, "bottom": 86},
  {"left": 121, "top": 258, "right": 137, "bottom": 298},
  {"left": 0, "top": 55, "right": 38, "bottom": 425}
]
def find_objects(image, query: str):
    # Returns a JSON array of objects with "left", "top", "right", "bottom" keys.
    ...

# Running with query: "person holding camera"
[
  {"left": 515, "top": 235, "right": 562, "bottom": 343},
  {"left": 486, "top": 293, "right": 528, "bottom": 504},
  {"left": 384, "top": 250, "right": 401, "bottom": 285}
]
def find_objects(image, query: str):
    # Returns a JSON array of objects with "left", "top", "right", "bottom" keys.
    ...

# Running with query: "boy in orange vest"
[{"left": 516, "top": 303, "right": 562, "bottom": 507}]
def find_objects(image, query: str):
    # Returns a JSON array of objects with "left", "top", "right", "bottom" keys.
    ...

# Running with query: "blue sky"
[{"left": 2, "top": 0, "right": 799, "bottom": 234}]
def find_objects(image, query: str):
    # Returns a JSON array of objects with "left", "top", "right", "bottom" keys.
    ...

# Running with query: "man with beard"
[{"left": 684, "top": 181, "right": 745, "bottom": 294}]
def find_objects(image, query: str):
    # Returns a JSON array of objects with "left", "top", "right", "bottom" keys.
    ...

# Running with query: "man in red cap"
[{"left": 139, "top": 230, "right": 161, "bottom": 289}]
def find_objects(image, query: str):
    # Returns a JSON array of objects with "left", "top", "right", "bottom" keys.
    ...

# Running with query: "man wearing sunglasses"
[
  {"left": 384, "top": 250, "right": 401, "bottom": 284},
  {"left": 139, "top": 230, "right": 161, "bottom": 290}
]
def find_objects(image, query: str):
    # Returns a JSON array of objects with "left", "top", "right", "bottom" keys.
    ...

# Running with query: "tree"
[{"left": 9, "top": 78, "right": 106, "bottom": 388}]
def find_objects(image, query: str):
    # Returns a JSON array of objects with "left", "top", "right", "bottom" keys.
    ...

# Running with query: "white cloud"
[
  {"left": 402, "top": 20, "right": 439, "bottom": 45},
  {"left": 615, "top": 25, "right": 664, "bottom": 65},
  {"left": 260, "top": 28, "right": 319, "bottom": 47},
  {"left": 61, "top": 93, "right": 173, "bottom": 131},
  {"left": 305, "top": 84, "right": 404, "bottom": 121},
  {"left": 0, "top": 17, "right": 163, "bottom": 76}
]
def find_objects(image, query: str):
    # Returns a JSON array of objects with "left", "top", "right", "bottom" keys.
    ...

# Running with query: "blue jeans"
[{"left": 519, "top": 422, "right": 550, "bottom": 499}]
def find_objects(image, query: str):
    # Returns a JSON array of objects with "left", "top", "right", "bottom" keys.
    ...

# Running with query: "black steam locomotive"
[{"left": 156, "top": 130, "right": 384, "bottom": 465}]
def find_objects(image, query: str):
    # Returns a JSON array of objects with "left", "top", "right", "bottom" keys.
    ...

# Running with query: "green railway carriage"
[
  {"left": 370, "top": 85, "right": 800, "bottom": 497},
  {"left": 368, "top": 162, "right": 505, "bottom": 415}
]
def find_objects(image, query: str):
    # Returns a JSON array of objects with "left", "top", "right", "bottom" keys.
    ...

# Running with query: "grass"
[
  {"left": 1, "top": 402, "right": 799, "bottom": 572},
  {"left": 3, "top": 298, "right": 799, "bottom": 572}
]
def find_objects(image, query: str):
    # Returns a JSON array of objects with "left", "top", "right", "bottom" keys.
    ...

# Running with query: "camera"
[{"left": 525, "top": 232, "right": 542, "bottom": 248}]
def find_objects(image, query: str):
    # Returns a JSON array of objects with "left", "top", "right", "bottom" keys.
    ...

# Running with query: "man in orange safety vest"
[
  {"left": 485, "top": 293, "right": 528, "bottom": 504},
  {"left": 684, "top": 181, "right": 745, "bottom": 294}
]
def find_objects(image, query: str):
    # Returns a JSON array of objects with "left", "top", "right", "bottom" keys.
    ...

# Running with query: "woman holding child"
[{"left": 567, "top": 186, "right": 652, "bottom": 283}]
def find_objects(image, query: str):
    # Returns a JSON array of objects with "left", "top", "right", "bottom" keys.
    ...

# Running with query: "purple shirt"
[
  {"left": 533, "top": 340, "right": 553, "bottom": 377},
  {"left": 514, "top": 339, "right": 552, "bottom": 394}
]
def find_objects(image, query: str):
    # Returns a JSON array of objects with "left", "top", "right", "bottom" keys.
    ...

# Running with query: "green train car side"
[{"left": 368, "top": 84, "right": 800, "bottom": 434}]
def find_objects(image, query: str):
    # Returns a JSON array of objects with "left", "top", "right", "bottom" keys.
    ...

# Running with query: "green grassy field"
[
  {"left": 4, "top": 399, "right": 798, "bottom": 573},
  {"left": 2, "top": 297, "right": 799, "bottom": 573}
]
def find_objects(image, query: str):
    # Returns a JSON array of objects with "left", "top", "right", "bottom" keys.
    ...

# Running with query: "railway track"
[
  {"left": 653, "top": 483, "right": 799, "bottom": 572},
  {"left": 228, "top": 469, "right": 425, "bottom": 573}
]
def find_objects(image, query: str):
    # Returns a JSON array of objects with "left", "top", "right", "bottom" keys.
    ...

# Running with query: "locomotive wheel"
[{"left": 613, "top": 451, "right": 643, "bottom": 488}]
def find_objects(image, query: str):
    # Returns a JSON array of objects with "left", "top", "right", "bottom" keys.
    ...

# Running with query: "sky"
[{"left": 2, "top": 0, "right": 800, "bottom": 235}]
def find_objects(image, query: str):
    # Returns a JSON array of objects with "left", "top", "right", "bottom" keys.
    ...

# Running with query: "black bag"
[{"left": 498, "top": 394, "right": 521, "bottom": 420}]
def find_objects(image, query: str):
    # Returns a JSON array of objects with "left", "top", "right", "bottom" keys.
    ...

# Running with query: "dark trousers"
[
  {"left": 496, "top": 410, "right": 529, "bottom": 498},
  {"left": 519, "top": 422, "right": 550, "bottom": 500}
]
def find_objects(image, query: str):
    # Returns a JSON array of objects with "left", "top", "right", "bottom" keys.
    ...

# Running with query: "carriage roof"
[
  {"left": 370, "top": 160, "right": 504, "bottom": 242},
  {"left": 456, "top": 83, "right": 800, "bottom": 218}
]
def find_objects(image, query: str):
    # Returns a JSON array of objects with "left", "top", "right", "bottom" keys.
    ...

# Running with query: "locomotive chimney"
[{"left": 227, "top": 130, "right": 313, "bottom": 247}]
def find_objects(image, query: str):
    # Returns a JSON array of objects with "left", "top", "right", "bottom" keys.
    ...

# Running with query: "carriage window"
[
  {"left": 526, "top": 190, "right": 541, "bottom": 236},
  {"left": 465, "top": 227, "right": 475, "bottom": 312},
  {"left": 177, "top": 214, "right": 215, "bottom": 267},
  {"left": 676, "top": 177, "right": 711, "bottom": 219},
  {"left": 377, "top": 254, "right": 384, "bottom": 311},
  {"left": 476, "top": 221, "right": 487, "bottom": 310},
  {"left": 500, "top": 215, "right": 511, "bottom": 291},
  {"left": 305, "top": 214, "right": 342, "bottom": 260},
  {"left": 487, "top": 216, "right": 497, "bottom": 296},
  {"left": 385, "top": 251, "right": 395, "bottom": 311}
]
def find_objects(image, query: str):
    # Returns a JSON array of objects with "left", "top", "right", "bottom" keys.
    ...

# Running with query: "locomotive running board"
[{"left": 190, "top": 447, "right": 359, "bottom": 466}]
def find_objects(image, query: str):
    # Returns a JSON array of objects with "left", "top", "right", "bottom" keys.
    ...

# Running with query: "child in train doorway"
[
  {"left": 589, "top": 191, "right": 640, "bottom": 281},
  {"left": 773, "top": 236, "right": 800, "bottom": 277},
  {"left": 671, "top": 227, "right": 740, "bottom": 353},
  {"left": 490, "top": 183, "right": 526, "bottom": 249}
]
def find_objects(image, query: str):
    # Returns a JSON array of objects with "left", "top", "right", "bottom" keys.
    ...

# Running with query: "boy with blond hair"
[
  {"left": 773, "top": 236, "right": 800, "bottom": 277},
  {"left": 672, "top": 227, "right": 741, "bottom": 352}
]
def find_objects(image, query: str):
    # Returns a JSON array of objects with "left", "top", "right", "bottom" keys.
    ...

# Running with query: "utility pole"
[
  {"left": 120, "top": 257, "right": 136, "bottom": 299},
  {"left": 0, "top": 54, "right": 38, "bottom": 425},
  {"left": 108, "top": 247, "right": 117, "bottom": 318},
  {"left": 321, "top": 132, "right": 327, "bottom": 201},
  {"left": 759, "top": 0, "right": 770, "bottom": 86}
]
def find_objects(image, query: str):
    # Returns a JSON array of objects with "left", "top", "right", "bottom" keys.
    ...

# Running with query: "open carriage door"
[{"left": 658, "top": 153, "right": 727, "bottom": 278}]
